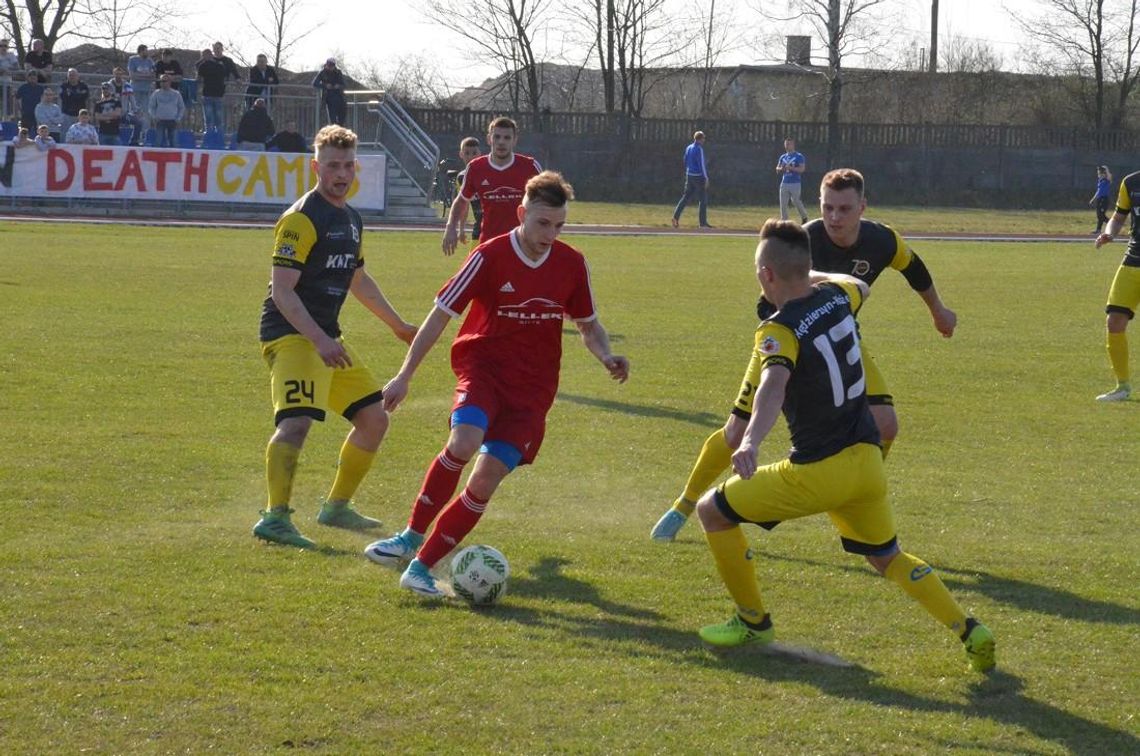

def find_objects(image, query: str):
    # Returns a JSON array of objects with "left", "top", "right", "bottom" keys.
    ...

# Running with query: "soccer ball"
[{"left": 450, "top": 545, "right": 510, "bottom": 605}]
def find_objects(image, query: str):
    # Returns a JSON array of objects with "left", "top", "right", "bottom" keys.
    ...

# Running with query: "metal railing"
[{"left": 352, "top": 91, "right": 439, "bottom": 200}]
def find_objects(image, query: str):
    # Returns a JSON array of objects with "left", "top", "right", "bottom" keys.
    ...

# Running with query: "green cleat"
[
  {"left": 317, "top": 501, "right": 382, "bottom": 531},
  {"left": 962, "top": 619, "right": 996, "bottom": 673},
  {"left": 253, "top": 508, "right": 316, "bottom": 549},
  {"left": 699, "top": 614, "right": 775, "bottom": 648}
]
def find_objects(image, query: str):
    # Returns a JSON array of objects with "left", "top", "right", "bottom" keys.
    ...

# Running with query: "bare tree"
[
  {"left": 1, "top": 0, "right": 81, "bottom": 58},
  {"left": 1013, "top": 0, "right": 1140, "bottom": 129},
  {"left": 70, "top": 0, "right": 177, "bottom": 60},
  {"left": 242, "top": 0, "right": 321, "bottom": 70},
  {"left": 358, "top": 54, "right": 452, "bottom": 108},
  {"left": 765, "top": 0, "right": 892, "bottom": 167},
  {"left": 422, "top": 0, "right": 551, "bottom": 124}
]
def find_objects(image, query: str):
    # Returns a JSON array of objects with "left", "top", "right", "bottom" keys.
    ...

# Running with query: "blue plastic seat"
[
  {"left": 176, "top": 129, "right": 197, "bottom": 149},
  {"left": 119, "top": 125, "right": 134, "bottom": 145},
  {"left": 0, "top": 121, "right": 17, "bottom": 141},
  {"left": 143, "top": 128, "right": 157, "bottom": 147},
  {"left": 201, "top": 128, "right": 225, "bottom": 150}
]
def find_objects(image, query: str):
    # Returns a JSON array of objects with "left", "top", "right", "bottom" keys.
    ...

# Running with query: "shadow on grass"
[
  {"left": 556, "top": 392, "right": 723, "bottom": 429},
  {"left": 477, "top": 556, "right": 1136, "bottom": 754},
  {"left": 764, "top": 553, "right": 1140, "bottom": 626}
]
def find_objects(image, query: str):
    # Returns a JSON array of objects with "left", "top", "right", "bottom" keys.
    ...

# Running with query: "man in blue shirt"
[
  {"left": 672, "top": 131, "right": 711, "bottom": 229},
  {"left": 776, "top": 137, "right": 809, "bottom": 223}
]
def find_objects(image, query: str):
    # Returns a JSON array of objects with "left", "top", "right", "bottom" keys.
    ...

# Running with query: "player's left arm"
[
  {"left": 889, "top": 230, "right": 956, "bottom": 337},
  {"left": 732, "top": 365, "right": 789, "bottom": 480},
  {"left": 575, "top": 318, "right": 630, "bottom": 383},
  {"left": 349, "top": 267, "right": 417, "bottom": 345}
]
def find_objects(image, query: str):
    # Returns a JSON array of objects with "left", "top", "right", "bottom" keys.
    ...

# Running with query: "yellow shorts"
[
  {"left": 1106, "top": 264, "right": 1140, "bottom": 318},
  {"left": 859, "top": 337, "right": 892, "bottom": 406},
  {"left": 261, "top": 334, "right": 382, "bottom": 425},
  {"left": 715, "top": 442, "right": 897, "bottom": 555}
]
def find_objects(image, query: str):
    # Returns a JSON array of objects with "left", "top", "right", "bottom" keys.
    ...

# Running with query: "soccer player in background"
[
  {"left": 695, "top": 219, "right": 995, "bottom": 673},
  {"left": 366, "top": 171, "right": 630, "bottom": 597},
  {"left": 652, "top": 168, "right": 957, "bottom": 541},
  {"left": 455, "top": 136, "right": 484, "bottom": 245},
  {"left": 253, "top": 125, "right": 418, "bottom": 549},
  {"left": 1093, "top": 170, "right": 1140, "bottom": 402},
  {"left": 441, "top": 116, "right": 541, "bottom": 256}
]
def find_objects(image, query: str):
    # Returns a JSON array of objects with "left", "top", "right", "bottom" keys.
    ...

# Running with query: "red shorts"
[{"left": 452, "top": 373, "right": 552, "bottom": 465}]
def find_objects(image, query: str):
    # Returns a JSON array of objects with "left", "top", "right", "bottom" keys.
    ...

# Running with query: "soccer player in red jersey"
[
  {"left": 441, "top": 116, "right": 542, "bottom": 256},
  {"left": 367, "top": 171, "right": 631, "bottom": 597}
]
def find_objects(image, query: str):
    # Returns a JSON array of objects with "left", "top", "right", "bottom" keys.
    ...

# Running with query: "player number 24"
[
  {"left": 812, "top": 315, "right": 866, "bottom": 407},
  {"left": 284, "top": 380, "right": 315, "bottom": 404}
]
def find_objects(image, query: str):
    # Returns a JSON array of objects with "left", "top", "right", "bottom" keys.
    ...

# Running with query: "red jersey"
[
  {"left": 436, "top": 230, "right": 597, "bottom": 407},
  {"left": 458, "top": 153, "right": 542, "bottom": 241}
]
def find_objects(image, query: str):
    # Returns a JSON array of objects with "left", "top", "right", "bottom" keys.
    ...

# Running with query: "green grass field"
[
  {"left": 568, "top": 202, "right": 1098, "bottom": 236},
  {"left": 1, "top": 221, "right": 1137, "bottom": 753}
]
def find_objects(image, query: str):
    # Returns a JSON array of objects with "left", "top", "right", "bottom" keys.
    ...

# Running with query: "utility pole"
[{"left": 929, "top": 0, "right": 939, "bottom": 73}]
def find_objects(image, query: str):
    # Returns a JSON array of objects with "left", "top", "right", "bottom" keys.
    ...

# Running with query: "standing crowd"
[{"left": 2, "top": 37, "right": 348, "bottom": 151}]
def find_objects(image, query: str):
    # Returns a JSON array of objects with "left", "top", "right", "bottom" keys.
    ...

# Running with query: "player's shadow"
[
  {"left": 765, "top": 553, "right": 1140, "bottom": 625},
  {"left": 556, "top": 391, "right": 723, "bottom": 429},
  {"left": 472, "top": 561, "right": 1136, "bottom": 753},
  {"left": 505, "top": 556, "right": 663, "bottom": 621}
]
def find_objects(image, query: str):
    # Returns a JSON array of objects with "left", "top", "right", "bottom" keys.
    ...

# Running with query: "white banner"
[{"left": 0, "top": 144, "right": 387, "bottom": 210}]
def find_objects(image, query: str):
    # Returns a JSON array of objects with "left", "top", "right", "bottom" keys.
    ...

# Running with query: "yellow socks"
[
  {"left": 265, "top": 440, "right": 301, "bottom": 509},
  {"left": 884, "top": 552, "right": 968, "bottom": 636},
  {"left": 705, "top": 527, "right": 767, "bottom": 625},
  {"left": 327, "top": 438, "right": 377, "bottom": 503},
  {"left": 682, "top": 428, "right": 734, "bottom": 502},
  {"left": 1107, "top": 332, "right": 1130, "bottom": 384}
]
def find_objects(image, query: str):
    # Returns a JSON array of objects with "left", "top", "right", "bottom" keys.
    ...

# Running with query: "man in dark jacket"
[{"left": 236, "top": 97, "right": 274, "bottom": 150}]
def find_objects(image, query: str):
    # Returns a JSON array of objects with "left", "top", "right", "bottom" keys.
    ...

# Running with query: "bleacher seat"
[
  {"left": 0, "top": 121, "right": 17, "bottom": 141},
  {"left": 176, "top": 130, "right": 197, "bottom": 149},
  {"left": 119, "top": 125, "right": 135, "bottom": 145},
  {"left": 143, "top": 128, "right": 157, "bottom": 147},
  {"left": 201, "top": 128, "right": 225, "bottom": 150}
]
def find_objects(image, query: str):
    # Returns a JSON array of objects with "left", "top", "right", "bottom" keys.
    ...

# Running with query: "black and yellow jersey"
[
  {"left": 1113, "top": 172, "right": 1140, "bottom": 268},
  {"left": 738, "top": 281, "right": 880, "bottom": 463},
  {"left": 259, "top": 190, "right": 365, "bottom": 342},
  {"left": 759, "top": 219, "right": 932, "bottom": 319},
  {"left": 805, "top": 218, "right": 916, "bottom": 285}
]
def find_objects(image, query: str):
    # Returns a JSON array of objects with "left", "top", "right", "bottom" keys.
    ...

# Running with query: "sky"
[{"left": 66, "top": 0, "right": 1039, "bottom": 89}]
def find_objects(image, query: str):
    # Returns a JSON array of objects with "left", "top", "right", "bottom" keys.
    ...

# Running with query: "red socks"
[
  {"left": 408, "top": 448, "right": 468, "bottom": 534},
  {"left": 418, "top": 488, "right": 489, "bottom": 567}
]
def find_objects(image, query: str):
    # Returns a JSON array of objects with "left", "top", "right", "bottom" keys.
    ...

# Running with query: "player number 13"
[{"left": 812, "top": 315, "right": 866, "bottom": 407}]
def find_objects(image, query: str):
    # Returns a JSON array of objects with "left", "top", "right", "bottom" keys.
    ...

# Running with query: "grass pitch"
[{"left": 0, "top": 221, "right": 1137, "bottom": 753}]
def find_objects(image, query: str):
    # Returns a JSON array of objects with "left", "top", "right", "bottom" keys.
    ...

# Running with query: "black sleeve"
[
  {"left": 900, "top": 253, "right": 934, "bottom": 292},
  {"left": 756, "top": 296, "right": 777, "bottom": 321}
]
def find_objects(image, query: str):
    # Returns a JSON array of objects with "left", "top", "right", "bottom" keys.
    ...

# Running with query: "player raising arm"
[
  {"left": 694, "top": 219, "right": 994, "bottom": 673},
  {"left": 367, "top": 171, "right": 629, "bottom": 598},
  {"left": 652, "top": 168, "right": 956, "bottom": 542},
  {"left": 1092, "top": 171, "right": 1140, "bottom": 402}
]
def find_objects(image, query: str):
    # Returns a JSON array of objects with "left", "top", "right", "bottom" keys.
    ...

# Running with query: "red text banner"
[{"left": 0, "top": 145, "right": 387, "bottom": 210}]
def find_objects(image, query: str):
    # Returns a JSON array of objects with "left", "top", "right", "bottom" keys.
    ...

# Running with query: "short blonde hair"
[
  {"left": 313, "top": 125, "right": 358, "bottom": 156},
  {"left": 524, "top": 170, "right": 574, "bottom": 208}
]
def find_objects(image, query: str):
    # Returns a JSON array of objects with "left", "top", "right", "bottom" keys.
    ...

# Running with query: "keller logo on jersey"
[
  {"left": 483, "top": 186, "right": 525, "bottom": 203},
  {"left": 760, "top": 336, "right": 781, "bottom": 355},
  {"left": 851, "top": 259, "right": 872, "bottom": 277},
  {"left": 497, "top": 297, "right": 564, "bottom": 323}
]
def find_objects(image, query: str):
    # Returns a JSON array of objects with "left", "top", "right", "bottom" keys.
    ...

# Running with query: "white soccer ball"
[{"left": 450, "top": 545, "right": 510, "bottom": 605}]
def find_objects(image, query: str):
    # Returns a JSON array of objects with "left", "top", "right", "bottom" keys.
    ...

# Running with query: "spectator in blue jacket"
[
  {"left": 1090, "top": 165, "right": 1113, "bottom": 235},
  {"left": 672, "top": 130, "right": 711, "bottom": 229}
]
